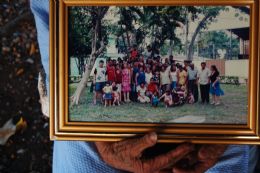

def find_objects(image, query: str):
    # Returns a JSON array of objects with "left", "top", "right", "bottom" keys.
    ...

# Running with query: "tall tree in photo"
[
  {"left": 68, "top": 7, "right": 92, "bottom": 76},
  {"left": 187, "top": 7, "right": 225, "bottom": 60},
  {"left": 117, "top": 7, "right": 143, "bottom": 52},
  {"left": 71, "top": 7, "right": 109, "bottom": 106},
  {"left": 140, "top": 6, "right": 186, "bottom": 54}
]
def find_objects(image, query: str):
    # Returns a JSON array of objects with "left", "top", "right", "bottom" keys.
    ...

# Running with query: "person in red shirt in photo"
[
  {"left": 106, "top": 59, "right": 116, "bottom": 83},
  {"left": 130, "top": 45, "right": 138, "bottom": 62},
  {"left": 146, "top": 78, "right": 159, "bottom": 98}
]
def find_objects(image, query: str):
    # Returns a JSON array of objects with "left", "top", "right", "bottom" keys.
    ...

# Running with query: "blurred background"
[{"left": 0, "top": 1, "right": 52, "bottom": 172}]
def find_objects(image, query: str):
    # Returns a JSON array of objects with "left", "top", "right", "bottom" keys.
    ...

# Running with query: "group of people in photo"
[{"left": 92, "top": 45, "right": 224, "bottom": 108}]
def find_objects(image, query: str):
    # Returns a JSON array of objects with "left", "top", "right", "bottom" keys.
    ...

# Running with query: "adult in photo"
[
  {"left": 93, "top": 60, "right": 107, "bottom": 105},
  {"left": 210, "top": 65, "right": 224, "bottom": 105},
  {"left": 177, "top": 66, "right": 187, "bottom": 90},
  {"left": 135, "top": 66, "right": 146, "bottom": 86},
  {"left": 145, "top": 67, "right": 153, "bottom": 85},
  {"left": 187, "top": 63, "right": 199, "bottom": 102},
  {"left": 160, "top": 65, "right": 171, "bottom": 94},
  {"left": 197, "top": 62, "right": 211, "bottom": 104},
  {"left": 137, "top": 82, "right": 150, "bottom": 103}
]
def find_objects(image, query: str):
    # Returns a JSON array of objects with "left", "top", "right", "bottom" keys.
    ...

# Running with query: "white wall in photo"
[{"left": 225, "top": 59, "right": 249, "bottom": 78}]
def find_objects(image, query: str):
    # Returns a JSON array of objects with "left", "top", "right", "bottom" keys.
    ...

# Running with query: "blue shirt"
[
  {"left": 30, "top": 1, "right": 259, "bottom": 172},
  {"left": 137, "top": 71, "right": 146, "bottom": 85}
]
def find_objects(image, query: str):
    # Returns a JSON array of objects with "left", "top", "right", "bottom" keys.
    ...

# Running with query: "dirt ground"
[{"left": 0, "top": 1, "right": 52, "bottom": 173}]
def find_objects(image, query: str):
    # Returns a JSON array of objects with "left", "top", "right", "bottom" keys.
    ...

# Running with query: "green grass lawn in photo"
[{"left": 69, "top": 83, "right": 248, "bottom": 124}]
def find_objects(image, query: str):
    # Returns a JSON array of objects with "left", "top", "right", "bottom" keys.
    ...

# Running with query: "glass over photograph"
[{"left": 68, "top": 6, "right": 250, "bottom": 124}]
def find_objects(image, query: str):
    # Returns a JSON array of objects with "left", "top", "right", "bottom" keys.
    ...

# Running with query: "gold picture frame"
[{"left": 50, "top": 0, "right": 260, "bottom": 144}]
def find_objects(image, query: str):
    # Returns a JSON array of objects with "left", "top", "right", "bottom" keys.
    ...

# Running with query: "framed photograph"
[{"left": 50, "top": 0, "right": 260, "bottom": 144}]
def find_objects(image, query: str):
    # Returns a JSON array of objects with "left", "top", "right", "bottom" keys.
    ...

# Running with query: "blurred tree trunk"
[
  {"left": 126, "top": 31, "right": 131, "bottom": 50},
  {"left": 168, "top": 39, "right": 174, "bottom": 56}
]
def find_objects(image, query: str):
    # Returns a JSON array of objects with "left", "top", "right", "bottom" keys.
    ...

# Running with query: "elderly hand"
[
  {"left": 95, "top": 133, "right": 194, "bottom": 173},
  {"left": 172, "top": 144, "right": 227, "bottom": 173}
]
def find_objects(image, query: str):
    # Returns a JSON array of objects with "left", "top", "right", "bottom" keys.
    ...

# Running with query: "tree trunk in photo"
[
  {"left": 126, "top": 30, "right": 131, "bottom": 51},
  {"left": 71, "top": 56, "right": 94, "bottom": 105},
  {"left": 151, "top": 25, "right": 155, "bottom": 44},
  {"left": 187, "top": 13, "right": 211, "bottom": 60},
  {"left": 185, "top": 9, "right": 189, "bottom": 58},
  {"left": 122, "top": 34, "right": 127, "bottom": 53},
  {"left": 168, "top": 39, "right": 174, "bottom": 56},
  {"left": 121, "top": 31, "right": 127, "bottom": 53},
  {"left": 151, "top": 25, "right": 158, "bottom": 53},
  {"left": 79, "top": 57, "right": 85, "bottom": 75},
  {"left": 71, "top": 40, "right": 106, "bottom": 105}
]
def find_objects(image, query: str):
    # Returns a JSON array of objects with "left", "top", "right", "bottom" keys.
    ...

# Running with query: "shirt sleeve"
[
  {"left": 206, "top": 145, "right": 258, "bottom": 173},
  {"left": 30, "top": 0, "right": 50, "bottom": 95},
  {"left": 53, "top": 141, "right": 124, "bottom": 173}
]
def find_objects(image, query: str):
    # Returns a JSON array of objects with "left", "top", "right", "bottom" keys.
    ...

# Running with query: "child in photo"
[
  {"left": 176, "top": 86, "right": 187, "bottom": 98},
  {"left": 106, "top": 59, "right": 116, "bottom": 83},
  {"left": 174, "top": 86, "right": 187, "bottom": 104},
  {"left": 172, "top": 89, "right": 181, "bottom": 105},
  {"left": 93, "top": 60, "right": 107, "bottom": 105},
  {"left": 159, "top": 90, "right": 173, "bottom": 108},
  {"left": 151, "top": 92, "right": 159, "bottom": 107},
  {"left": 187, "top": 90, "right": 195, "bottom": 104},
  {"left": 112, "top": 86, "right": 120, "bottom": 106},
  {"left": 103, "top": 82, "right": 113, "bottom": 107},
  {"left": 137, "top": 83, "right": 150, "bottom": 103},
  {"left": 146, "top": 78, "right": 159, "bottom": 98},
  {"left": 152, "top": 70, "right": 160, "bottom": 87}
]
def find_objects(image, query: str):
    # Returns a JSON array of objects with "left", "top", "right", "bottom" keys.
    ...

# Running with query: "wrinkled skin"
[
  {"left": 95, "top": 133, "right": 194, "bottom": 173},
  {"left": 173, "top": 145, "right": 227, "bottom": 173}
]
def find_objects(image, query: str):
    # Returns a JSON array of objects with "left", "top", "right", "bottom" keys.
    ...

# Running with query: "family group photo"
[{"left": 68, "top": 5, "right": 250, "bottom": 124}]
